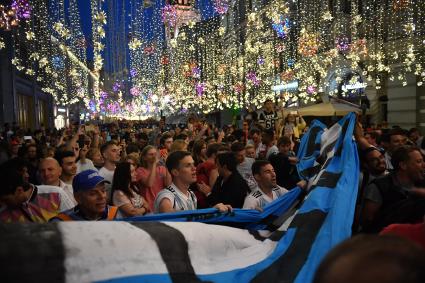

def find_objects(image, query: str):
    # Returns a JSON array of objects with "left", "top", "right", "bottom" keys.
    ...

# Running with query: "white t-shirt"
[
  {"left": 37, "top": 185, "right": 76, "bottom": 212},
  {"left": 59, "top": 179, "right": 77, "bottom": 206},
  {"left": 154, "top": 183, "right": 197, "bottom": 213},
  {"left": 243, "top": 185, "right": 288, "bottom": 209},
  {"left": 99, "top": 167, "right": 114, "bottom": 199},
  {"left": 77, "top": 159, "right": 97, "bottom": 174},
  {"left": 237, "top": 157, "right": 257, "bottom": 191}
]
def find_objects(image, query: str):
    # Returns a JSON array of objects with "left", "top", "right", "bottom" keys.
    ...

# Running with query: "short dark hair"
[
  {"left": 100, "top": 140, "right": 118, "bottom": 156},
  {"left": 262, "top": 128, "right": 275, "bottom": 138},
  {"left": 252, "top": 160, "right": 271, "bottom": 176},
  {"left": 230, "top": 142, "right": 245, "bottom": 153},
  {"left": 54, "top": 150, "right": 75, "bottom": 166},
  {"left": 175, "top": 133, "right": 188, "bottom": 141},
  {"left": 216, "top": 152, "right": 238, "bottom": 173},
  {"left": 160, "top": 132, "right": 173, "bottom": 145},
  {"left": 166, "top": 151, "right": 192, "bottom": 174},
  {"left": 206, "top": 143, "right": 221, "bottom": 158},
  {"left": 391, "top": 146, "right": 421, "bottom": 170},
  {"left": 313, "top": 235, "right": 425, "bottom": 283},
  {"left": 249, "top": 128, "right": 261, "bottom": 136},
  {"left": 0, "top": 161, "right": 29, "bottom": 196},
  {"left": 389, "top": 128, "right": 406, "bottom": 138},
  {"left": 264, "top": 99, "right": 273, "bottom": 104},
  {"left": 277, "top": 136, "right": 291, "bottom": 147},
  {"left": 126, "top": 143, "right": 139, "bottom": 155}
]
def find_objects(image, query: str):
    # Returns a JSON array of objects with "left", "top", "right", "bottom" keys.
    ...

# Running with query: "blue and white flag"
[{"left": 0, "top": 114, "right": 359, "bottom": 283}]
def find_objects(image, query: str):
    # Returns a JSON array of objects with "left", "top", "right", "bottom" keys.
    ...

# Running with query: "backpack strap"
[{"left": 107, "top": 206, "right": 119, "bottom": 220}]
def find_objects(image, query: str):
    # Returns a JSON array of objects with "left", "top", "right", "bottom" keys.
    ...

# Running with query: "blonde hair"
[
  {"left": 170, "top": 140, "right": 187, "bottom": 153},
  {"left": 126, "top": 152, "right": 140, "bottom": 167},
  {"left": 245, "top": 144, "right": 255, "bottom": 150}
]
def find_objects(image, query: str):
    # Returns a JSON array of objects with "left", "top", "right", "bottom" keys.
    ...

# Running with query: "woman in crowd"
[
  {"left": 194, "top": 142, "right": 221, "bottom": 208},
  {"left": 136, "top": 145, "right": 171, "bottom": 211},
  {"left": 192, "top": 139, "right": 207, "bottom": 167},
  {"left": 111, "top": 162, "right": 150, "bottom": 217},
  {"left": 279, "top": 112, "right": 306, "bottom": 141}
]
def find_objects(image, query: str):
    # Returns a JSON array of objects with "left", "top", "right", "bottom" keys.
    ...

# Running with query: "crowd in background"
[{"left": 0, "top": 99, "right": 424, "bottom": 279}]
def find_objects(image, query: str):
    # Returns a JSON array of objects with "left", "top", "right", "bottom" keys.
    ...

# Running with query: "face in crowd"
[
  {"left": 234, "top": 149, "right": 245, "bottom": 164},
  {"left": 278, "top": 142, "right": 292, "bottom": 156},
  {"left": 39, "top": 158, "right": 62, "bottom": 186},
  {"left": 254, "top": 164, "right": 277, "bottom": 190},
  {"left": 62, "top": 156, "right": 77, "bottom": 177},
  {"left": 245, "top": 147, "right": 255, "bottom": 159},
  {"left": 403, "top": 150, "right": 425, "bottom": 183},
  {"left": 104, "top": 144, "right": 121, "bottom": 164},
  {"left": 364, "top": 149, "right": 386, "bottom": 176},
  {"left": 389, "top": 134, "right": 407, "bottom": 153},
  {"left": 264, "top": 100, "right": 274, "bottom": 112},
  {"left": 171, "top": 155, "right": 197, "bottom": 185},
  {"left": 164, "top": 137, "right": 173, "bottom": 151},
  {"left": 75, "top": 183, "right": 107, "bottom": 217}
]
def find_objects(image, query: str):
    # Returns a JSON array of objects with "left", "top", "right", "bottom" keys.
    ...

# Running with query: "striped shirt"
[
  {"left": 154, "top": 183, "right": 197, "bottom": 213},
  {"left": 243, "top": 185, "right": 288, "bottom": 209}
]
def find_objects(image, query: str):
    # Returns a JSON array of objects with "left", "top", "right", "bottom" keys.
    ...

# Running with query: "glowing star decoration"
[
  {"left": 276, "top": 43, "right": 285, "bottom": 53},
  {"left": 130, "top": 69, "right": 137, "bottom": 77},
  {"left": 353, "top": 14, "right": 362, "bottom": 24},
  {"left": 0, "top": 40, "right": 5, "bottom": 50},
  {"left": 272, "top": 17, "right": 290, "bottom": 38},
  {"left": 335, "top": 36, "right": 350, "bottom": 52},
  {"left": 213, "top": 0, "right": 229, "bottom": 15},
  {"left": 191, "top": 66, "right": 201, "bottom": 78},
  {"left": 130, "top": 87, "right": 141, "bottom": 97},
  {"left": 195, "top": 82, "right": 207, "bottom": 97},
  {"left": 188, "top": 20, "right": 196, "bottom": 28},
  {"left": 112, "top": 81, "right": 122, "bottom": 92},
  {"left": 257, "top": 57, "right": 265, "bottom": 65},
  {"left": 393, "top": 0, "right": 409, "bottom": 11},
  {"left": 11, "top": 0, "right": 31, "bottom": 20},
  {"left": 280, "top": 69, "right": 294, "bottom": 82},
  {"left": 94, "top": 11, "right": 107, "bottom": 25},
  {"left": 129, "top": 38, "right": 142, "bottom": 50},
  {"left": 25, "top": 31, "right": 34, "bottom": 40},
  {"left": 307, "top": 85, "right": 316, "bottom": 94},
  {"left": 404, "top": 23, "right": 415, "bottom": 34},
  {"left": 160, "top": 56, "right": 169, "bottom": 65},
  {"left": 287, "top": 58, "right": 295, "bottom": 67},
  {"left": 298, "top": 31, "right": 319, "bottom": 56},
  {"left": 233, "top": 82, "right": 244, "bottom": 94},
  {"left": 161, "top": 5, "right": 177, "bottom": 27},
  {"left": 143, "top": 45, "right": 155, "bottom": 55},
  {"left": 218, "top": 27, "right": 226, "bottom": 36},
  {"left": 246, "top": 71, "right": 261, "bottom": 86},
  {"left": 322, "top": 11, "right": 333, "bottom": 21}
]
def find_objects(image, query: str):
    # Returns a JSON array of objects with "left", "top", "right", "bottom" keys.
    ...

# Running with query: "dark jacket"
[{"left": 207, "top": 172, "right": 250, "bottom": 208}]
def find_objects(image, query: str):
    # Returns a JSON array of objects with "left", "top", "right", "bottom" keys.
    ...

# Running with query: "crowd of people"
[{"left": 0, "top": 99, "right": 424, "bottom": 279}]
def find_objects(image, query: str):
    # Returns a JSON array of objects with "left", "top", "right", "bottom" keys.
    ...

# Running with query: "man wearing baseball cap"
[{"left": 50, "top": 170, "right": 122, "bottom": 221}]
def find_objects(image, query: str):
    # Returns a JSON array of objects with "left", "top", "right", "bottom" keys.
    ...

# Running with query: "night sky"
[{"left": 73, "top": 0, "right": 218, "bottom": 64}]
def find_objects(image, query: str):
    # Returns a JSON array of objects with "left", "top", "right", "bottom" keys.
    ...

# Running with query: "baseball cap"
[{"left": 72, "top": 169, "right": 110, "bottom": 193}]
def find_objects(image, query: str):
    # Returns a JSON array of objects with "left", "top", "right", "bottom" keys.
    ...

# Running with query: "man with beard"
[
  {"left": 243, "top": 160, "right": 306, "bottom": 210},
  {"left": 362, "top": 146, "right": 425, "bottom": 232},
  {"left": 54, "top": 151, "right": 77, "bottom": 201}
]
